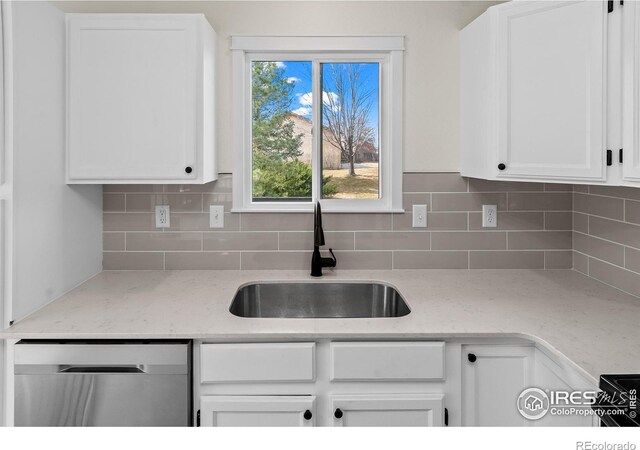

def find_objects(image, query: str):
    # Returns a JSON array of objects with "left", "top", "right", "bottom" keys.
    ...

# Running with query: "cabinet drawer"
[
  {"left": 330, "top": 342, "right": 444, "bottom": 381},
  {"left": 200, "top": 343, "right": 315, "bottom": 383}
]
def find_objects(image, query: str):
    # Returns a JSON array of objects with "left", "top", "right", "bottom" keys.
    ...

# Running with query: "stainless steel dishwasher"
[{"left": 14, "top": 340, "right": 192, "bottom": 427}]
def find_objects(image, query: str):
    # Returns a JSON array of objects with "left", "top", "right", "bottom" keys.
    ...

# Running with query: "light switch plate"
[
  {"left": 412, "top": 204, "right": 427, "bottom": 228},
  {"left": 209, "top": 205, "right": 224, "bottom": 228},
  {"left": 482, "top": 205, "right": 498, "bottom": 228},
  {"left": 155, "top": 205, "right": 170, "bottom": 228}
]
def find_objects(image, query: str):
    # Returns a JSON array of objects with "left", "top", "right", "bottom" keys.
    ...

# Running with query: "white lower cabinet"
[
  {"left": 534, "top": 349, "right": 599, "bottom": 427},
  {"left": 330, "top": 394, "right": 444, "bottom": 427},
  {"left": 462, "top": 345, "right": 534, "bottom": 426},
  {"left": 461, "top": 345, "right": 599, "bottom": 427},
  {"left": 196, "top": 340, "right": 597, "bottom": 427},
  {"left": 199, "top": 396, "right": 316, "bottom": 427}
]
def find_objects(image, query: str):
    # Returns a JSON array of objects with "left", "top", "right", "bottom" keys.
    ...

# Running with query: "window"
[{"left": 232, "top": 37, "right": 404, "bottom": 212}]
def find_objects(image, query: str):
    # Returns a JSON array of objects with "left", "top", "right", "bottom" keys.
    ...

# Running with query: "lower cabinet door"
[
  {"left": 462, "top": 345, "right": 534, "bottom": 426},
  {"left": 200, "top": 395, "right": 316, "bottom": 427},
  {"left": 329, "top": 394, "right": 445, "bottom": 427},
  {"left": 534, "top": 349, "right": 598, "bottom": 427}
]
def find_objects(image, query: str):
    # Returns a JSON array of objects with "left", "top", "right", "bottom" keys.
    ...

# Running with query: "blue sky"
[{"left": 278, "top": 61, "right": 379, "bottom": 147}]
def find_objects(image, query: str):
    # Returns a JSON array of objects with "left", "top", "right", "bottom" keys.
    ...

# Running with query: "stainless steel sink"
[{"left": 229, "top": 282, "right": 410, "bottom": 318}]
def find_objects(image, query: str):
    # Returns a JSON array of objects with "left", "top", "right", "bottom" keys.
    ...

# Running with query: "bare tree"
[{"left": 322, "top": 64, "right": 376, "bottom": 176}]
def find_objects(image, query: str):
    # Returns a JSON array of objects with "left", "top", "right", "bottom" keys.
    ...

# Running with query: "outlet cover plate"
[
  {"left": 482, "top": 205, "right": 497, "bottom": 228},
  {"left": 412, "top": 204, "right": 427, "bottom": 228},
  {"left": 209, "top": 205, "right": 224, "bottom": 228},
  {"left": 155, "top": 205, "right": 170, "bottom": 228}
]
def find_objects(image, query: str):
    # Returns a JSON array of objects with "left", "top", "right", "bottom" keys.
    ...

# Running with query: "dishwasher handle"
[{"left": 58, "top": 365, "right": 146, "bottom": 374}]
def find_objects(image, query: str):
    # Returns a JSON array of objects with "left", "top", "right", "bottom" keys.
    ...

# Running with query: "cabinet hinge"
[
  {"left": 620, "top": 0, "right": 624, "bottom": 6},
  {"left": 608, "top": 0, "right": 614, "bottom": 13},
  {"left": 196, "top": 410, "right": 200, "bottom": 427},
  {"left": 619, "top": 149, "right": 624, "bottom": 164},
  {"left": 606, "top": 149, "right": 613, "bottom": 166},
  {"left": 444, "top": 408, "right": 449, "bottom": 426}
]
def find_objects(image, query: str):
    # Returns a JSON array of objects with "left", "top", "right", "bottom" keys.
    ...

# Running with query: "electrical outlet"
[
  {"left": 155, "top": 205, "right": 170, "bottom": 228},
  {"left": 412, "top": 204, "right": 427, "bottom": 228},
  {"left": 209, "top": 205, "right": 224, "bottom": 228},
  {"left": 482, "top": 205, "right": 497, "bottom": 228}
]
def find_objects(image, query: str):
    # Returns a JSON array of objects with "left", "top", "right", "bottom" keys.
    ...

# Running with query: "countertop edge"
[{"left": 0, "top": 329, "right": 599, "bottom": 385}]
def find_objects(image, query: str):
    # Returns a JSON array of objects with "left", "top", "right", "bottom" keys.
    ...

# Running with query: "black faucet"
[{"left": 311, "top": 202, "right": 337, "bottom": 277}]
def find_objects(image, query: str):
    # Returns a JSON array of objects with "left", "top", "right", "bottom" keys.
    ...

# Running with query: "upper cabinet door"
[
  {"left": 496, "top": 1, "right": 607, "bottom": 182},
  {"left": 623, "top": 0, "right": 640, "bottom": 183},
  {"left": 67, "top": 14, "right": 217, "bottom": 184}
]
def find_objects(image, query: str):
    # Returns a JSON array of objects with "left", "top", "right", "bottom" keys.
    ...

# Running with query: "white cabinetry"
[
  {"left": 461, "top": 345, "right": 534, "bottom": 426},
  {"left": 329, "top": 341, "right": 444, "bottom": 381},
  {"left": 200, "top": 396, "right": 316, "bottom": 427},
  {"left": 196, "top": 341, "right": 447, "bottom": 427},
  {"left": 534, "top": 348, "right": 598, "bottom": 427},
  {"left": 195, "top": 340, "right": 597, "bottom": 427},
  {"left": 461, "top": 1, "right": 613, "bottom": 184},
  {"left": 461, "top": 344, "right": 598, "bottom": 427},
  {"left": 330, "top": 394, "right": 444, "bottom": 427},
  {"left": 200, "top": 342, "right": 315, "bottom": 383},
  {"left": 623, "top": 0, "right": 640, "bottom": 182},
  {"left": 66, "top": 14, "right": 216, "bottom": 184}
]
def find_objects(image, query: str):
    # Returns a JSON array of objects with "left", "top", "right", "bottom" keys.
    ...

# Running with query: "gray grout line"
[
  {"left": 583, "top": 257, "right": 640, "bottom": 299},
  {"left": 578, "top": 211, "right": 640, "bottom": 227},
  {"left": 573, "top": 249, "right": 640, "bottom": 277},
  {"left": 578, "top": 190, "right": 640, "bottom": 202},
  {"left": 572, "top": 230, "right": 631, "bottom": 250}
]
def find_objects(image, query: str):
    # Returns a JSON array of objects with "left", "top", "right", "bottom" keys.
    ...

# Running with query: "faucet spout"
[
  {"left": 314, "top": 202, "right": 325, "bottom": 247},
  {"left": 310, "top": 202, "right": 336, "bottom": 277}
]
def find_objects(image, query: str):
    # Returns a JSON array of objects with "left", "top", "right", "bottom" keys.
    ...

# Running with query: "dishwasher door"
[{"left": 14, "top": 340, "right": 191, "bottom": 427}]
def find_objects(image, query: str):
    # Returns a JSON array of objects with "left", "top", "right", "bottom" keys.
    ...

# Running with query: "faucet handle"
[{"left": 326, "top": 248, "right": 337, "bottom": 267}]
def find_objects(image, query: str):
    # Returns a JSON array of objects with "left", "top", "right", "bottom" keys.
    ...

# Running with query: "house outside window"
[{"left": 232, "top": 36, "right": 404, "bottom": 213}]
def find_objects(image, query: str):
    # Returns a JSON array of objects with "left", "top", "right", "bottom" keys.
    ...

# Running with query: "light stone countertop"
[{"left": 2, "top": 269, "right": 639, "bottom": 383}]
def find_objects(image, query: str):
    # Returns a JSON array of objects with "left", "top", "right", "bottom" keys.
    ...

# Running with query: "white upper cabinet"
[
  {"left": 623, "top": 0, "right": 640, "bottom": 183},
  {"left": 66, "top": 14, "right": 216, "bottom": 184},
  {"left": 461, "top": 1, "right": 609, "bottom": 184}
]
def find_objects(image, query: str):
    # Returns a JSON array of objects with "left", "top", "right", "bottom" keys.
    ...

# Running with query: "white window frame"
[{"left": 231, "top": 36, "right": 404, "bottom": 213}]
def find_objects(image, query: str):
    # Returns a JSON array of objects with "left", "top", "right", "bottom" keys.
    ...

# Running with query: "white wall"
[
  {"left": 8, "top": 1, "right": 102, "bottom": 322},
  {"left": 54, "top": 0, "right": 499, "bottom": 173},
  {"left": 1, "top": 0, "right": 11, "bottom": 426}
]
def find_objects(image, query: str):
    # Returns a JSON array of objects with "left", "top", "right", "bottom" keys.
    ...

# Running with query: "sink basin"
[{"left": 229, "top": 282, "right": 410, "bottom": 318}]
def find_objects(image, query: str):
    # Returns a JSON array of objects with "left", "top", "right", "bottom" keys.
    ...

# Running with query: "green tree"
[
  {"left": 252, "top": 62, "right": 302, "bottom": 160},
  {"left": 253, "top": 153, "right": 338, "bottom": 198}
]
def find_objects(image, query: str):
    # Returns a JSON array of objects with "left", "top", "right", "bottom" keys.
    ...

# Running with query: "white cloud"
[
  {"left": 297, "top": 92, "right": 313, "bottom": 106},
  {"left": 275, "top": 62, "right": 286, "bottom": 69},
  {"left": 286, "top": 77, "right": 301, "bottom": 84},
  {"left": 296, "top": 91, "right": 339, "bottom": 109},
  {"left": 291, "top": 106, "right": 312, "bottom": 116},
  {"left": 322, "top": 91, "right": 339, "bottom": 107}
]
